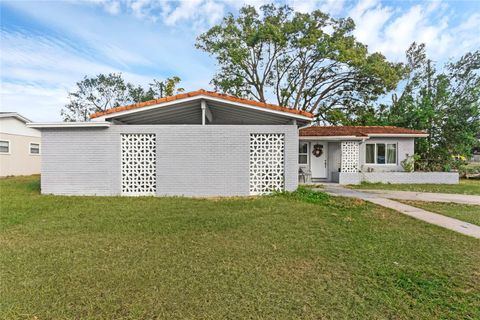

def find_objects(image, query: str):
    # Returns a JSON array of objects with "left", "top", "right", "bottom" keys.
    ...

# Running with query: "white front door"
[{"left": 310, "top": 141, "right": 328, "bottom": 178}]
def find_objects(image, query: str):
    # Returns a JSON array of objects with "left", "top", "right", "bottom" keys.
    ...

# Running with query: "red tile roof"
[
  {"left": 300, "top": 126, "right": 427, "bottom": 137},
  {"left": 90, "top": 89, "right": 314, "bottom": 119}
]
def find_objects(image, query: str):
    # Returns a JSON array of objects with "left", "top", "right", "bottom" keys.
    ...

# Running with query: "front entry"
[{"left": 310, "top": 141, "right": 328, "bottom": 178}]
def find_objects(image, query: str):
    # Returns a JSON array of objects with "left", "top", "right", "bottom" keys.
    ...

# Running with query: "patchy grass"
[
  {"left": 398, "top": 201, "right": 480, "bottom": 226},
  {"left": 1, "top": 176, "right": 479, "bottom": 319},
  {"left": 299, "top": 184, "right": 325, "bottom": 189},
  {"left": 351, "top": 179, "right": 480, "bottom": 195}
]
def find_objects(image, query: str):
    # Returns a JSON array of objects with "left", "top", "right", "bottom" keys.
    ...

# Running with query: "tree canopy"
[
  {"left": 196, "top": 4, "right": 404, "bottom": 122},
  {"left": 61, "top": 74, "right": 184, "bottom": 121},
  {"left": 379, "top": 43, "right": 480, "bottom": 170}
]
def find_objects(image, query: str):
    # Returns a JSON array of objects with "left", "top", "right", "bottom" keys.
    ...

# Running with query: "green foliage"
[
  {"left": 196, "top": 4, "right": 404, "bottom": 122},
  {"left": 276, "top": 186, "right": 330, "bottom": 204},
  {"left": 379, "top": 43, "right": 480, "bottom": 171},
  {"left": 61, "top": 73, "right": 184, "bottom": 121},
  {"left": 400, "top": 154, "right": 420, "bottom": 172},
  {"left": 459, "top": 163, "right": 480, "bottom": 178}
]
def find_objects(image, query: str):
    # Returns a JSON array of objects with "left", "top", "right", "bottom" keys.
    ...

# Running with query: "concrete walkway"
[
  {"left": 358, "top": 189, "right": 480, "bottom": 205},
  {"left": 316, "top": 184, "right": 480, "bottom": 239}
]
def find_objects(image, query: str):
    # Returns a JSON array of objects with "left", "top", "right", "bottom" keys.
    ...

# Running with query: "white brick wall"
[{"left": 41, "top": 125, "right": 298, "bottom": 196}]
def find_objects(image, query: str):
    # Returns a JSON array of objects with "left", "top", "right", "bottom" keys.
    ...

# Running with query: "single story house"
[
  {"left": 28, "top": 90, "right": 458, "bottom": 197},
  {"left": 0, "top": 112, "right": 41, "bottom": 177},
  {"left": 28, "top": 90, "right": 312, "bottom": 196}
]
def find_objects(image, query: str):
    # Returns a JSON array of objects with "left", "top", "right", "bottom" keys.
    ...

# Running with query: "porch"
[
  {"left": 298, "top": 138, "right": 359, "bottom": 184},
  {"left": 298, "top": 126, "right": 458, "bottom": 185}
]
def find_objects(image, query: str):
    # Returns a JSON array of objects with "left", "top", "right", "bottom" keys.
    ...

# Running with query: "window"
[
  {"left": 387, "top": 144, "right": 396, "bottom": 164},
  {"left": 299, "top": 142, "right": 308, "bottom": 164},
  {"left": 366, "top": 143, "right": 396, "bottom": 164},
  {"left": 0, "top": 140, "right": 9, "bottom": 153},
  {"left": 30, "top": 143, "right": 40, "bottom": 155},
  {"left": 377, "top": 144, "right": 386, "bottom": 164},
  {"left": 366, "top": 144, "right": 375, "bottom": 164}
]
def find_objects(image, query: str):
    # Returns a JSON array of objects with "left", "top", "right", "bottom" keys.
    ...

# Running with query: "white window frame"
[
  {"left": 29, "top": 142, "right": 41, "bottom": 155},
  {"left": 0, "top": 140, "right": 10, "bottom": 154},
  {"left": 365, "top": 143, "right": 397, "bottom": 165},
  {"left": 299, "top": 141, "right": 309, "bottom": 165}
]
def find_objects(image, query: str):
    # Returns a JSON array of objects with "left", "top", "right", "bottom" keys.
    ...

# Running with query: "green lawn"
[
  {"left": 351, "top": 179, "right": 480, "bottom": 195},
  {"left": 399, "top": 201, "right": 480, "bottom": 226},
  {"left": 1, "top": 176, "right": 479, "bottom": 319}
]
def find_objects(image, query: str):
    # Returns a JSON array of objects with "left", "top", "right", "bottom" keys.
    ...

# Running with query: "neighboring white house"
[{"left": 0, "top": 112, "right": 41, "bottom": 177}]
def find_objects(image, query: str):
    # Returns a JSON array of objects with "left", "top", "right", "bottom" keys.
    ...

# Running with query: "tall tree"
[
  {"left": 61, "top": 73, "right": 183, "bottom": 121},
  {"left": 382, "top": 43, "right": 480, "bottom": 170},
  {"left": 196, "top": 4, "right": 404, "bottom": 122}
]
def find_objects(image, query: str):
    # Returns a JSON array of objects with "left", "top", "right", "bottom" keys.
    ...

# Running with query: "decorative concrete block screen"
[
  {"left": 121, "top": 134, "right": 156, "bottom": 195},
  {"left": 341, "top": 141, "right": 359, "bottom": 173},
  {"left": 249, "top": 133, "right": 285, "bottom": 195}
]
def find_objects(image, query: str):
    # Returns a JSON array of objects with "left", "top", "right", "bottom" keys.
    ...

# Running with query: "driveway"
[{"left": 316, "top": 184, "right": 480, "bottom": 239}]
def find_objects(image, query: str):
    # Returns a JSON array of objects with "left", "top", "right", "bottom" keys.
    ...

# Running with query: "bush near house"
[
  {"left": 460, "top": 163, "right": 480, "bottom": 179},
  {"left": 1, "top": 176, "right": 479, "bottom": 319}
]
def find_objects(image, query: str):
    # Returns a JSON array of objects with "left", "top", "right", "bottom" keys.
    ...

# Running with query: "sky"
[{"left": 1, "top": 0, "right": 479, "bottom": 121}]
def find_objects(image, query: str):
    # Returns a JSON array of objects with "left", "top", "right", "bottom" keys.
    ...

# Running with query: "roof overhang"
[
  {"left": 300, "top": 136, "right": 365, "bottom": 141},
  {"left": 92, "top": 95, "right": 312, "bottom": 125},
  {"left": 300, "top": 133, "right": 428, "bottom": 140},
  {"left": 0, "top": 112, "right": 31, "bottom": 123},
  {"left": 27, "top": 122, "right": 111, "bottom": 129},
  {"left": 367, "top": 133, "right": 429, "bottom": 138}
]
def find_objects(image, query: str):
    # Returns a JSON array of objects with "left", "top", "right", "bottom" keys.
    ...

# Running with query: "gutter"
[{"left": 26, "top": 122, "right": 111, "bottom": 128}]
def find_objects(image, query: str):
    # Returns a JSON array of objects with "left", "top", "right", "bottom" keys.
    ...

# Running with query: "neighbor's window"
[
  {"left": 299, "top": 142, "right": 309, "bottom": 164},
  {"left": 366, "top": 143, "right": 396, "bottom": 164},
  {"left": 0, "top": 140, "right": 9, "bottom": 153},
  {"left": 29, "top": 143, "right": 40, "bottom": 154}
]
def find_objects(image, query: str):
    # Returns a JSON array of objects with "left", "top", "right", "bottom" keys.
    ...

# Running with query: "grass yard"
[
  {"left": 1, "top": 176, "right": 479, "bottom": 319},
  {"left": 351, "top": 179, "right": 480, "bottom": 195},
  {"left": 399, "top": 201, "right": 480, "bottom": 226}
]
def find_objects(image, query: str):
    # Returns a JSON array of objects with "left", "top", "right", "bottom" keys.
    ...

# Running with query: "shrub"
[{"left": 275, "top": 186, "right": 330, "bottom": 204}]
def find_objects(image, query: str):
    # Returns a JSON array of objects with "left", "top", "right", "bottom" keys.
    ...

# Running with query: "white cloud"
[
  {"left": 93, "top": 0, "right": 229, "bottom": 27},
  {"left": 288, "top": 0, "right": 318, "bottom": 13},
  {"left": 163, "top": 0, "right": 202, "bottom": 25},
  {"left": 349, "top": 0, "right": 393, "bottom": 47},
  {"left": 87, "top": 0, "right": 122, "bottom": 15},
  {"left": 0, "top": 83, "right": 69, "bottom": 121},
  {"left": 347, "top": 0, "right": 479, "bottom": 62},
  {"left": 0, "top": 28, "right": 155, "bottom": 120}
]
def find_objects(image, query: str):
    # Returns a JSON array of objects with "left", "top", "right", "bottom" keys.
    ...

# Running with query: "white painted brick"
[{"left": 41, "top": 125, "right": 298, "bottom": 196}]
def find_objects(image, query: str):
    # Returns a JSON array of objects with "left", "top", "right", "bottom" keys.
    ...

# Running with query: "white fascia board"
[
  {"left": 0, "top": 112, "right": 31, "bottom": 123},
  {"left": 203, "top": 96, "right": 313, "bottom": 121},
  {"left": 92, "top": 94, "right": 313, "bottom": 122},
  {"left": 26, "top": 122, "right": 111, "bottom": 128},
  {"left": 367, "top": 133, "right": 428, "bottom": 138},
  {"left": 299, "top": 136, "right": 365, "bottom": 141}
]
